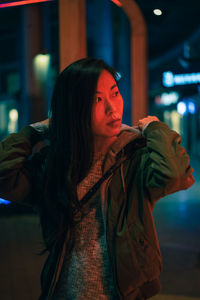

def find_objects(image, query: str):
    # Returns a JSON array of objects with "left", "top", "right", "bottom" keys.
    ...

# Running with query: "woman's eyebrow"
[
  {"left": 95, "top": 84, "right": 118, "bottom": 94},
  {"left": 110, "top": 84, "right": 117, "bottom": 90}
]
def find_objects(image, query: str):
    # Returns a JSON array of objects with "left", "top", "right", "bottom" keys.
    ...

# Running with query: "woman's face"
[{"left": 91, "top": 70, "right": 124, "bottom": 141}]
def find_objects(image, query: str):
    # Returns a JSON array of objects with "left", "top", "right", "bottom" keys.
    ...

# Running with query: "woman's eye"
[
  {"left": 96, "top": 97, "right": 102, "bottom": 103},
  {"left": 113, "top": 91, "right": 119, "bottom": 97}
]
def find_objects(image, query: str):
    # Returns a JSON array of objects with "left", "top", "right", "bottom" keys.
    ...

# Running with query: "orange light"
[
  {"left": 0, "top": 0, "right": 53, "bottom": 8},
  {"left": 110, "top": 0, "right": 122, "bottom": 7}
]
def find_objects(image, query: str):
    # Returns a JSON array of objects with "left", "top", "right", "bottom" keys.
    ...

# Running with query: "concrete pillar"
[
  {"left": 21, "top": 4, "right": 46, "bottom": 125},
  {"left": 58, "top": 0, "right": 87, "bottom": 72},
  {"left": 120, "top": 0, "right": 148, "bottom": 124}
]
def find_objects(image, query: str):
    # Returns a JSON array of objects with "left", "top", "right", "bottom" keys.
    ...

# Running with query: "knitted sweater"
[{"left": 52, "top": 152, "right": 119, "bottom": 300}]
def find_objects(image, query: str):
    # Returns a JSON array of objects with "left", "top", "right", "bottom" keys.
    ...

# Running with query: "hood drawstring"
[
  {"left": 120, "top": 163, "right": 126, "bottom": 193},
  {"left": 120, "top": 149, "right": 126, "bottom": 193}
]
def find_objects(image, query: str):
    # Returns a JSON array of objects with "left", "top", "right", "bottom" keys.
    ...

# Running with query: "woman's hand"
[
  {"left": 138, "top": 115, "right": 159, "bottom": 131},
  {"left": 40, "top": 118, "right": 50, "bottom": 128}
]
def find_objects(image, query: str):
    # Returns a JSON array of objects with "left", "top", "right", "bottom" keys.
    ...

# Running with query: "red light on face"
[
  {"left": 110, "top": 0, "right": 122, "bottom": 7},
  {"left": 0, "top": 0, "right": 53, "bottom": 8}
]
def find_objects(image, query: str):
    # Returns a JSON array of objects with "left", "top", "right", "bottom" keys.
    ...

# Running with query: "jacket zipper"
[{"left": 104, "top": 174, "right": 123, "bottom": 300}]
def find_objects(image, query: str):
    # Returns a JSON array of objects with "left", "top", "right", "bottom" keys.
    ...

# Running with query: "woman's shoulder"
[
  {"left": 122, "top": 137, "right": 147, "bottom": 164},
  {"left": 26, "top": 144, "right": 50, "bottom": 180}
]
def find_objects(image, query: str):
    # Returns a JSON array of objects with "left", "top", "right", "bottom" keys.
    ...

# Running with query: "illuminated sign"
[
  {"left": 163, "top": 71, "right": 200, "bottom": 87},
  {"left": 0, "top": 0, "right": 53, "bottom": 8},
  {"left": 110, "top": 0, "right": 122, "bottom": 7},
  {"left": 155, "top": 92, "right": 179, "bottom": 106}
]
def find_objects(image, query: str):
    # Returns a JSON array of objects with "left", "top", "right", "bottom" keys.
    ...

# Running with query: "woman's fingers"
[{"left": 138, "top": 115, "right": 159, "bottom": 130}]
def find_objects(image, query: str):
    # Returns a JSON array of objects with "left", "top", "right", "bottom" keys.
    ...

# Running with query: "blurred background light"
[
  {"left": 163, "top": 71, "right": 174, "bottom": 87},
  {"left": 161, "top": 92, "right": 179, "bottom": 106},
  {"left": 8, "top": 108, "right": 19, "bottom": 133},
  {"left": 163, "top": 71, "right": 200, "bottom": 87},
  {"left": 33, "top": 53, "right": 51, "bottom": 84},
  {"left": 177, "top": 101, "right": 187, "bottom": 115},
  {"left": 0, "top": 198, "right": 10, "bottom": 205},
  {"left": 155, "top": 92, "right": 179, "bottom": 106},
  {"left": 163, "top": 110, "right": 171, "bottom": 123},
  {"left": 153, "top": 9, "right": 162, "bottom": 16},
  {"left": 116, "top": 71, "right": 122, "bottom": 81},
  {"left": 0, "top": 0, "right": 54, "bottom": 9},
  {"left": 9, "top": 109, "right": 18, "bottom": 122},
  {"left": 163, "top": 110, "right": 181, "bottom": 134},
  {"left": 110, "top": 0, "right": 122, "bottom": 7},
  {"left": 171, "top": 110, "right": 181, "bottom": 133},
  {"left": 188, "top": 101, "right": 196, "bottom": 114}
]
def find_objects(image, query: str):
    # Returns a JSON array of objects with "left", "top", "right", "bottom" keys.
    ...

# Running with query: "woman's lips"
[{"left": 107, "top": 119, "right": 121, "bottom": 126}]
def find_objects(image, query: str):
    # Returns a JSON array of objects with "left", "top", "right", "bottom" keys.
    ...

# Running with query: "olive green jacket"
[{"left": 0, "top": 121, "right": 194, "bottom": 299}]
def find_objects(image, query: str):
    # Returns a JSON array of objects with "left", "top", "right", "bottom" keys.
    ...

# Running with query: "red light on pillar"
[
  {"left": 110, "top": 0, "right": 122, "bottom": 7},
  {"left": 0, "top": 0, "right": 54, "bottom": 9}
]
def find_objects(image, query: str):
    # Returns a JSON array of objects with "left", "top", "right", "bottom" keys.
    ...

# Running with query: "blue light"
[
  {"left": 115, "top": 72, "right": 122, "bottom": 81},
  {"left": 177, "top": 101, "right": 187, "bottom": 115},
  {"left": 0, "top": 198, "right": 11, "bottom": 205},
  {"left": 163, "top": 71, "right": 174, "bottom": 87},
  {"left": 163, "top": 71, "right": 200, "bottom": 87},
  {"left": 188, "top": 101, "right": 196, "bottom": 114}
]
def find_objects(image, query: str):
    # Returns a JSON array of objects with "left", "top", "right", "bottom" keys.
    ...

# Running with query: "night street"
[{"left": 152, "top": 156, "right": 200, "bottom": 300}]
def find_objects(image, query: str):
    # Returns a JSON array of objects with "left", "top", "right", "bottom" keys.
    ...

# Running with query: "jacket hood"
[{"left": 102, "top": 124, "right": 142, "bottom": 173}]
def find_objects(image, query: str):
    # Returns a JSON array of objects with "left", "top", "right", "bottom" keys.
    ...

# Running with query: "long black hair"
[{"left": 41, "top": 58, "right": 119, "bottom": 251}]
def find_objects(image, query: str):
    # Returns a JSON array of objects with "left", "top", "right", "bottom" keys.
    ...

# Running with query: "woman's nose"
[{"left": 105, "top": 97, "right": 116, "bottom": 114}]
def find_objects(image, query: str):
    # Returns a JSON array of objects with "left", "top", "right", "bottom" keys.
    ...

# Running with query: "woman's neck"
[{"left": 94, "top": 136, "right": 117, "bottom": 155}]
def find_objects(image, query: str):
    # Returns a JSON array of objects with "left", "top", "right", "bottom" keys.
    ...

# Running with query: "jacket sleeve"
[
  {"left": 142, "top": 121, "right": 195, "bottom": 202},
  {"left": 0, "top": 126, "right": 48, "bottom": 205}
]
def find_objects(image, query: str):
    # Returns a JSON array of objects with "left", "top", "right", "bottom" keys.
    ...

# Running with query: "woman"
[{"left": 0, "top": 58, "right": 194, "bottom": 300}]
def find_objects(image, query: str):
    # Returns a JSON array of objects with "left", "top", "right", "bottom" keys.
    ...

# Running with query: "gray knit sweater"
[{"left": 52, "top": 153, "right": 119, "bottom": 300}]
